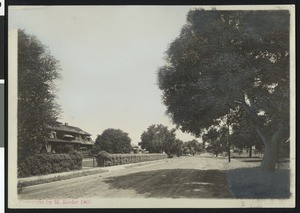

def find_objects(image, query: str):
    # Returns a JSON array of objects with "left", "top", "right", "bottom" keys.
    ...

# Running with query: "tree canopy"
[
  {"left": 229, "top": 108, "right": 262, "bottom": 154},
  {"left": 18, "top": 29, "right": 61, "bottom": 161},
  {"left": 203, "top": 127, "right": 228, "bottom": 157},
  {"left": 184, "top": 139, "right": 204, "bottom": 155},
  {"left": 158, "top": 10, "right": 290, "bottom": 170},
  {"left": 95, "top": 128, "right": 132, "bottom": 154},
  {"left": 139, "top": 124, "right": 177, "bottom": 157}
]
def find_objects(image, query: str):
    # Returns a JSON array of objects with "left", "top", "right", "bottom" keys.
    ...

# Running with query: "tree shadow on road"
[
  {"left": 226, "top": 167, "right": 290, "bottom": 199},
  {"left": 104, "top": 168, "right": 290, "bottom": 199},
  {"left": 104, "top": 169, "right": 233, "bottom": 198},
  {"left": 231, "top": 156, "right": 263, "bottom": 163}
]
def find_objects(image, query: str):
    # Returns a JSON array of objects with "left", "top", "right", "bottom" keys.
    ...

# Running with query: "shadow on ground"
[
  {"left": 104, "top": 169, "right": 233, "bottom": 198},
  {"left": 231, "top": 156, "right": 262, "bottom": 163},
  {"left": 226, "top": 167, "right": 290, "bottom": 199},
  {"left": 104, "top": 168, "right": 290, "bottom": 199}
]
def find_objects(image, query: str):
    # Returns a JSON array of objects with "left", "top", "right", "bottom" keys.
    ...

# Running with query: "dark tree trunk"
[
  {"left": 248, "top": 146, "right": 252, "bottom": 158},
  {"left": 228, "top": 147, "right": 231, "bottom": 162},
  {"left": 256, "top": 126, "right": 281, "bottom": 171},
  {"left": 239, "top": 99, "right": 282, "bottom": 171},
  {"left": 260, "top": 133, "right": 280, "bottom": 171}
]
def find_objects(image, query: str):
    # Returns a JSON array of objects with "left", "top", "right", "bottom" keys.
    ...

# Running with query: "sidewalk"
[{"left": 18, "top": 157, "right": 174, "bottom": 188}]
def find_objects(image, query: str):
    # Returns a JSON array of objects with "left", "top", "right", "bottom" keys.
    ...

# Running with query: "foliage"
[
  {"left": 182, "top": 146, "right": 190, "bottom": 155},
  {"left": 69, "top": 150, "right": 83, "bottom": 160},
  {"left": 18, "top": 151, "right": 83, "bottom": 178},
  {"left": 173, "top": 139, "right": 184, "bottom": 156},
  {"left": 96, "top": 150, "right": 111, "bottom": 160},
  {"left": 139, "top": 124, "right": 165, "bottom": 153},
  {"left": 95, "top": 129, "right": 132, "bottom": 154},
  {"left": 96, "top": 152, "right": 167, "bottom": 167},
  {"left": 158, "top": 10, "right": 290, "bottom": 170},
  {"left": 206, "top": 141, "right": 225, "bottom": 157},
  {"left": 203, "top": 128, "right": 227, "bottom": 157},
  {"left": 139, "top": 124, "right": 179, "bottom": 157},
  {"left": 184, "top": 139, "right": 204, "bottom": 155},
  {"left": 18, "top": 30, "right": 61, "bottom": 162},
  {"left": 229, "top": 108, "right": 261, "bottom": 151}
]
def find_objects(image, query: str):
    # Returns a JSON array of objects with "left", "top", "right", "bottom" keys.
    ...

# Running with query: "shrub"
[
  {"left": 18, "top": 151, "right": 83, "bottom": 178},
  {"left": 96, "top": 152, "right": 167, "bottom": 167},
  {"left": 96, "top": 151, "right": 111, "bottom": 167},
  {"left": 168, "top": 154, "right": 174, "bottom": 158}
]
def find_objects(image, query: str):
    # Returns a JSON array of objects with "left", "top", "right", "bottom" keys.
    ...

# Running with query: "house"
[
  {"left": 44, "top": 122, "right": 95, "bottom": 153},
  {"left": 132, "top": 146, "right": 149, "bottom": 154}
]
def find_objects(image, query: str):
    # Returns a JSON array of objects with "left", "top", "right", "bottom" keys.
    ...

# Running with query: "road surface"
[{"left": 19, "top": 155, "right": 258, "bottom": 199}]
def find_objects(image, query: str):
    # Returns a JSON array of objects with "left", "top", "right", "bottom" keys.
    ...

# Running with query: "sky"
[{"left": 9, "top": 6, "right": 201, "bottom": 145}]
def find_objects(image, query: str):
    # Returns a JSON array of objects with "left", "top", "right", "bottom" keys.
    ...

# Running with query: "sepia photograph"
[{"left": 8, "top": 5, "right": 295, "bottom": 208}]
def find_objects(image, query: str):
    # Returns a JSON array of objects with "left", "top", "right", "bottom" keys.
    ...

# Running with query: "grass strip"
[{"left": 18, "top": 169, "right": 108, "bottom": 193}]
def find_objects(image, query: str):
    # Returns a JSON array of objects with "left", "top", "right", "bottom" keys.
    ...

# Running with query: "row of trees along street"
[
  {"left": 91, "top": 123, "right": 263, "bottom": 159},
  {"left": 158, "top": 10, "right": 290, "bottom": 171},
  {"left": 92, "top": 124, "right": 204, "bottom": 158},
  {"left": 138, "top": 124, "right": 204, "bottom": 157}
]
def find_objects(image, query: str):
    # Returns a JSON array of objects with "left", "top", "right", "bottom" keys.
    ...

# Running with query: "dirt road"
[{"left": 19, "top": 155, "right": 259, "bottom": 200}]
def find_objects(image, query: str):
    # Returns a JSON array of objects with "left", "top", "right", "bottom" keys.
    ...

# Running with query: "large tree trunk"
[
  {"left": 256, "top": 126, "right": 281, "bottom": 171},
  {"left": 239, "top": 98, "right": 282, "bottom": 171}
]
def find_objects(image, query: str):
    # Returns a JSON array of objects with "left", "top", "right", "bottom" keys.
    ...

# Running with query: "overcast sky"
[{"left": 9, "top": 6, "right": 201, "bottom": 145}]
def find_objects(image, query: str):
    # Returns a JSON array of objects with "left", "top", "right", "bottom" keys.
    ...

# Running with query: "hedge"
[
  {"left": 18, "top": 150, "right": 83, "bottom": 178},
  {"left": 96, "top": 151, "right": 167, "bottom": 167}
]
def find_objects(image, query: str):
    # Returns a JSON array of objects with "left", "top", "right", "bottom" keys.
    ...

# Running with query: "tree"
[
  {"left": 184, "top": 139, "right": 203, "bottom": 155},
  {"left": 182, "top": 146, "right": 190, "bottom": 155},
  {"left": 173, "top": 139, "right": 184, "bottom": 156},
  {"left": 139, "top": 124, "right": 177, "bottom": 157},
  {"left": 94, "top": 129, "right": 132, "bottom": 154},
  {"left": 206, "top": 141, "right": 225, "bottom": 157},
  {"left": 163, "top": 132, "right": 179, "bottom": 157},
  {"left": 229, "top": 108, "right": 262, "bottom": 157},
  {"left": 158, "top": 10, "right": 290, "bottom": 170},
  {"left": 18, "top": 30, "right": 61, "bottom": 161},
  {"left": 203, "top": 128, "right": 227, "bottom": 157}
]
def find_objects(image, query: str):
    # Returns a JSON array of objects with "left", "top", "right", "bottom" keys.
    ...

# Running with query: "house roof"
[{"left": 48, "top": 123, "right": 91, "bottom": 136}]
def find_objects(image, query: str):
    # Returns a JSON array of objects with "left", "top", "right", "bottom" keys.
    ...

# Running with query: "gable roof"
[{"left": 48, "top": 123, "right": 91, "bottom": 136}]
